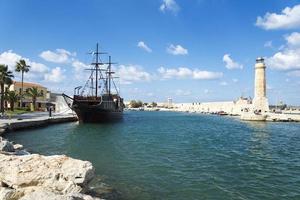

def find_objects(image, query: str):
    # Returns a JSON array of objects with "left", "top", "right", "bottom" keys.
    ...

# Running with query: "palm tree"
[
  {"left": 15, "top": 59, "right": 30, "bottom": 107},
  {"left": 26, "top": 87, "right": 42, "bottom": 111},
  {"left": 5, "top": 91, "right": 19, "bottom": 111},
  {"left": 0, "top": 65, "right": 14, "bottom": 114}
]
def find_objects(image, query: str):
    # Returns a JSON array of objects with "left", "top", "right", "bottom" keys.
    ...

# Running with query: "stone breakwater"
[{"left": 0, "top": 137, "right": 103, "bottom": 200}]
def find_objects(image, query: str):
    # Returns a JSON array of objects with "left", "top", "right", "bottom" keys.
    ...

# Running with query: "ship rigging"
[{"left": 63, "top": 43, "right": 124, "bottom": 123}]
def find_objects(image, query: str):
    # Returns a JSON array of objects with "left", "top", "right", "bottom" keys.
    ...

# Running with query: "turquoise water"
[{"left": 5, "top": 111, "right": 300, "bottom": 200}]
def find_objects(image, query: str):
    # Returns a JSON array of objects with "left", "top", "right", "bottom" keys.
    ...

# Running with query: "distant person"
[{"left": 49, "top": 106, "right": 52, "bottom": 117}]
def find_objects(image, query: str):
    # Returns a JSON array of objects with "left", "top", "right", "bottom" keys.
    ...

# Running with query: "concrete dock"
[
  {"left": 266, "top": 113, "right": 300, "bottom": 122},
  {"left": 0, "top": 112, "right": 78, "bottom": 134}
]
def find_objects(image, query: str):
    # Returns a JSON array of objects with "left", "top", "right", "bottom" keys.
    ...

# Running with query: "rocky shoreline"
[{"left": 0, "top": 137, "right": 119, "bottom": 200}]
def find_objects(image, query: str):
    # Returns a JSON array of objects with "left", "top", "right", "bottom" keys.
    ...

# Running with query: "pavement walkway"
[{"left": 0, "top": 111, "right": 78, "bottom": 133}]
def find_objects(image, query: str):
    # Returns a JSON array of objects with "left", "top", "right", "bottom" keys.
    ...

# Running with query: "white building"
[{"left": 174, "top": 97, "right": 251, "bottom": 115}]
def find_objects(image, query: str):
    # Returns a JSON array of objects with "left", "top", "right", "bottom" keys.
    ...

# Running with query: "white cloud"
[
  {"left": 44, "top": 67, "right": 66, "bottom": 83},
  {"left": 193, "top": 70, "right": 223, "bottom": 80},
  {"left": 116, "top": 65, "right": 151, "bottom": 84},
  {"left": 264, "top": 41, "right": 273, "bottom": 48},
  {"left": 267, "top": 32, "right": 300, "bottom": 70},
  {"left": 72, "top": 60, "right": 89, "bottom": 71},
  {"left": 223, "top": 54, "right": 243, "bottom": 70},
  {"left": 256, "top": 4, "right": 300, "bottom": 30},
  {"left": 40, "top": 49, "right": 75, "bottom": 63},
  {"left": 30, "top": 62, "right": 48, "bottom": 73},
  {"left": 267, "top": 49, "right": 300, "bottom": 70},
  {"left": 220, "top": 81, "right": 228, "bottom": 86},
  {"left": 167, "top": 44, "right": 188, "bottom": 55},
  {"left": 158, "top": 67, "right": 191, "bottom": 79},
  {"left": 160, "top": 0, "right": 180, "bottom": 14},
  {"left": 0, "top": 50, "right": 22, "bottom": 70},
  {"left": 285, "top": 32, "right": 300, "bottom": 47},
  {"left": 0, "top": 50, "right": 48, "bottom": 74},
  {"left": 72, "top": 60, "right": 90, "bottom": 80},
  {"left": 158, "top": 67, "right": 223, "bottom": 80},
  {"left": 137, "top": 41, "right": 152, "bottom": 53}
]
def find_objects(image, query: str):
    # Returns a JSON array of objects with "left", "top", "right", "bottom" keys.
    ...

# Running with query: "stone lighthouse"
[{"left": 252, "top": 57, "right": 269, "bottom": 113}]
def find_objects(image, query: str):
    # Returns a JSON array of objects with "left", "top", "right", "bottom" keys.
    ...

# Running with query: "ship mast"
[
  {"left": 85, "top": 44, "right": 119, "bottom": 97},
  {"left": 108, "top": 56, "right": 111, "bottom": 96},
  {"left": 106, "top": 56, "right": 116, "bottom": 96},
  {"left": 95, "top": 43, "right": 99, "bottom": 97},
  {"left": 78, "top": 43, "right": 120, "bottom": 98},
  {"left": 90, "top": 43, "right": 106, "bottom": 97}
]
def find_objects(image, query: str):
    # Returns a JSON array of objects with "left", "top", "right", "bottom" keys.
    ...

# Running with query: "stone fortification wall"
[{"left": 174, "top": 99, "right": 252, "bottom": 115}]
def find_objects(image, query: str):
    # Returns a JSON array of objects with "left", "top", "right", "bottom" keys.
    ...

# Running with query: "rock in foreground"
[
  {"left": 0, "top": 138, "right": 14, "bottom": 152},
  {"left": 0, "top": 153, "right": 102, "bottom": 200}
]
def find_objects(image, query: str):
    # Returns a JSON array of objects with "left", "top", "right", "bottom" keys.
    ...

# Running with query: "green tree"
[
  {"left": 136, "top": 100, "right": 143, "bottom": 107},
  {"left": 26, "top": 87, "right": 42, "bottom": 111},
  {"left": 5, "top": 91, "right": 19, "bottom": 111},
  {"left": 15, "top": 59, "right": 30, "bottom": 106},
  {"left": 129, "top": 100, "right": 137, "bottom": 108},
  {"left": 129, "top": 100, "right": 143, "bottom": 108},
  {"left": 151, "top": 102, "right": 157, "bottom": 107},
  {"left": 0, "top": 65, "right": 14, "bottom": 114}
]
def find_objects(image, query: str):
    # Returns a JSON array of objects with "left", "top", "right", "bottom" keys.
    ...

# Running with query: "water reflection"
[
  {"left": 245, "top": 121, "right": 272, "bottom": 160},
  {"left": 242, "top": 120, "right": 268, "bottom": 129}
]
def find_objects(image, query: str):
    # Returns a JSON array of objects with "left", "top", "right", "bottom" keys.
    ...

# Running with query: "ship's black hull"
[{"left": 73, "top": 104, "right": 123, "bottom": 123}]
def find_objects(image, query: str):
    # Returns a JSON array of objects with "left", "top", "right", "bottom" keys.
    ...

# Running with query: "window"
[{"left": 41, "top": 90, "right": 44, "bottom": 96}]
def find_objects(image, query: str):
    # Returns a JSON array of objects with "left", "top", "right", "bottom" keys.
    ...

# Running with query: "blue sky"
[{"left": 1, "top": 0, "right": 300, "bottom": 105}]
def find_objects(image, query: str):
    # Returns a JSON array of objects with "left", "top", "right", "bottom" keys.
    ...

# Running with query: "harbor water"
[{"left": 5, "top": 111, "right": 300, "bottom": 200}]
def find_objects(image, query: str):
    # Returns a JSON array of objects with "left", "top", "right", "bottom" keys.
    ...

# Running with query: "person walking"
[{"left": 49, "top": 106, "right": 52, "bottom": 117}]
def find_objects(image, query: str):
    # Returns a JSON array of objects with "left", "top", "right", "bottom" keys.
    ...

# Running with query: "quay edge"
[{"left": 0, "top": 115, "right": 78, "bottom": 134}]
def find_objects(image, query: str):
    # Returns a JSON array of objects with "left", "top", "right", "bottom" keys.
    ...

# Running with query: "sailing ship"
[{"left": 63, "top": 43, "right": 124, "bottom": 123}]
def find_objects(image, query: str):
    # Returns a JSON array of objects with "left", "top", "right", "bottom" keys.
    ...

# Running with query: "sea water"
[{"left": 6, "top": 111, "right": 300, "bottom": 200}]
